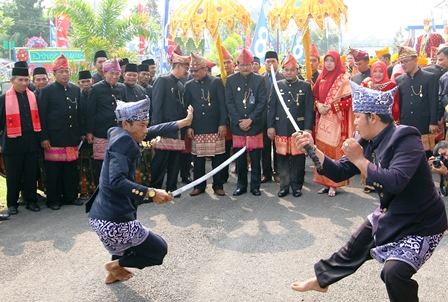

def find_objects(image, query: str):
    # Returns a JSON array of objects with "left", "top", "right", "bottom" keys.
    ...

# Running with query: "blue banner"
[
  {"left": 49, "top": 19, "right": 57, "bottom": 48},
  {"left": 251, "top": 0, "right": 273, "bottom": 62}
]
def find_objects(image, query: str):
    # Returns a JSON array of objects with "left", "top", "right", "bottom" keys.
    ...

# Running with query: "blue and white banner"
[
  {"left": 251, "top": 0, "right": 273, "bottom": 62},
  {"left": 49, "top": 19, "right": 57, "bottom": 48},
  {"left": 290, "top": 33, "right": 304, "bottom": 64},
  {"left": 161, "top": 0, "right": 171, "bottom": 74}
]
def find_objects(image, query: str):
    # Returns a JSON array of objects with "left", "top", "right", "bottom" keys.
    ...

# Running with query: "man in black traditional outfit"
[
  {"left": 350, "top": 47, "right": 370, "bottom": 84},
  {"left": 0, "top": 65, "right": 41, "bottom": 215},
  {"left": 396, "top": 45, "right": 439, "bottom": 156},
  {"left": 39, "top": 54, "right": 83, "bottom": 210},
  {"left": 123, "top": 63, "right": 147, "bottom": 103},
  {"left": 32, "top": 67, "right": 48, "bottom": 98},
  {"left": 149, "top": 53, "right": 190, "bottom": 194},
  {"left": 261, "top": 50, "right": 284, "bottom": 184},
  {"left": 267, "top": 53, "right": 314, "bottom": 198},
  {"left": 92, "top": 50, "right": 108, "bottom": 84},
  {"left": 226, "top": 48, "right": 267, "bottom": 196},
  {"left": 141, "top": 58, "right": 157, "bottom": 86},
  {"left": 184, "top": 52, "right": 228, "bottom": 196},
  {"left": 86, "top": 59, "right": 127, "bottom": 188}
]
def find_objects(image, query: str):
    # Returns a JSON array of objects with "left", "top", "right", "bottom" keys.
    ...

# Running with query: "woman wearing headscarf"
[
  {"left": 362, "top": 61, "right": 400, "bottom": 122},
  {"left": 360, "top": 61, "right": 401, "bottom": 193},
  {"left": 313, "top": 51, "right": 353, "bottom": 197}
]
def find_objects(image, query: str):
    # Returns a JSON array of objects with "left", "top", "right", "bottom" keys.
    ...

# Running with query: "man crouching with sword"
[{"left": 86, "top": 98, "right": 193, "bottom": 284}]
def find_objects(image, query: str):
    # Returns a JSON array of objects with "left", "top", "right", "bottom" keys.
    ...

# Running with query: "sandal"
[
  {"left": 328, "top": 190, "right": 336, "bottom": 197},
  {"left": 318, "top": 187, "right": 329, "bottom": 194},
  {"left": 363, "top": 187, "right": 374, "bottom": 194}
]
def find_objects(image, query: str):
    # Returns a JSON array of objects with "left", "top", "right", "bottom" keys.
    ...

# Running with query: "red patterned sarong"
[
  {"left": 192, "top": 133, "right": 225, "bottom": 157},
  {"left": 93, "top": 137, "right": 108, "bottom": 160},
  {"left": 44, "top": 146, "right": 79, "bottom": 162},
  {"left": 153, "top": 137, "right": 185, "bottom": 151},
  {"left": 275, "top": 135, "right": 304, "bottom": 156},
  {"left": 232, "top": 133, "right": 263, "bottom": 151}
]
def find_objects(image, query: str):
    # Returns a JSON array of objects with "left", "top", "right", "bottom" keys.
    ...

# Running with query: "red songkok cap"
[
  {"left": 206, "top": 60, "right": 216, "bottom": 69},
  {"left": 282, "top": 52, "right": 299, "bottom": 69},
  {"left": 348, "top": 47, "right": 369, "bottom": 62},
  {"left": 237, "top": 48, "right": 254, "bottom": 65},
  {"left": 221, "top": 45, "right": 232, "bottom": 60},
  {"left": 310, "top": 41, "right": 320, "bottom": 58},
  {"left": 52, "top": 54, "right": 69, "bottom": 71}
]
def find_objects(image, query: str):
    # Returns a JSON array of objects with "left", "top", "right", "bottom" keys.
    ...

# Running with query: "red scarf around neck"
[{"left": 5, "top": 87, "right": 41, "bottom": 138}]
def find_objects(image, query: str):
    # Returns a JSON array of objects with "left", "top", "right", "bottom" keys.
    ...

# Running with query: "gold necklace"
[
  {"left": 411, "top": 85, "right": 423, "bottom": 97},
  {"left": 201, "top": 89, "right": 211, "bottom": 106}
]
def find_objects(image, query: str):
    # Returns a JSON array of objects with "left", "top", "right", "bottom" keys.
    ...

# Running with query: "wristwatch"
[
  {"left": 144, "top": 188, "right": 156, "bottom": 200},
  {"left": 148, "top": 188, "right": 156, "bottom": 198}
]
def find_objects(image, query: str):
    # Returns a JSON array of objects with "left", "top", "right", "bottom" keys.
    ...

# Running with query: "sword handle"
[{"left": 301, "top": 131, "right": 322, "bottom": 170}]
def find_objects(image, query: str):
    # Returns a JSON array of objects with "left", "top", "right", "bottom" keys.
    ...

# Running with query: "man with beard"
[
  {"left": 184, "top": 52, "right": 227, "bottom": 196},
  {"left": 149, "top": 53, "right": 191, "bottom": 195}
]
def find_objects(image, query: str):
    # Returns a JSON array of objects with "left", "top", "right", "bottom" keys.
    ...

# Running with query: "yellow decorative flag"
[{"left": 216, "top": 35, "right": 227, "bottom": 85}]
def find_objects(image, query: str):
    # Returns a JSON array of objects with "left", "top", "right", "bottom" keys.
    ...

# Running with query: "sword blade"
[{"left": 170, "top": 146, "right": 247, "bottom": 197}]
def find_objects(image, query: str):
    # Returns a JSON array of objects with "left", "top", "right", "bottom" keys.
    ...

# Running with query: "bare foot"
[
  {"left": 105, "top": 260, "right": 134, "bottom": 282},
  {"left": 105, "top": 272, "right": 119, "bottom": 284},
  {"left": 291, "top": 277, "right": 329, "bottom": 292}
]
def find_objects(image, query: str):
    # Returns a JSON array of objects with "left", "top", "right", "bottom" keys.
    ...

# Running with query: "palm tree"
[{"left": 50, "top": 0, "right": 160, "bottom": 61}]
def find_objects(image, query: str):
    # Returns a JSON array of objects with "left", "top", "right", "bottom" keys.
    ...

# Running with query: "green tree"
[
  {"left": 50, "top": 0, "right": 153, "bottom": 62},
  {"left": 311, "top": 29, "right": 340, "bottom": 56},
  {"left": 2, "top": 0, "right": 49, "bottom": 47},
  {"left": 0, "top": 9, "right": 15, "bottom": 57},
  {"left": 391, "top": 27, "right": 405, "bottom": 54},
  {"left": 206, "top": 34, "right": 243, "bottom": 65}
]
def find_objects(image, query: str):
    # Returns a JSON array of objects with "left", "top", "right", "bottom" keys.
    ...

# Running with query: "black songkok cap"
[
  {"left": 253, "top": 57, "right": 260, "bottom": 64},
  {"left": 78, "top": 70, "right": 92, "bottom": 80},
  {"left": 14, "top": 61, "right": 29, "bottom": 68},
  {"left": 138, "top": 64, "right": 150, "bottom": 72},
  {"left": 12, "top": 67, "right": 29, "bottom": 76},
  {"left": 120, "top": 58, "right": 129, "bottom": 67},
  {"left": 94, "top": 50, "right": 107, "bottom": 61},
  {"left": 142, "top": 58, "right": 155, "bottom": 66},
  {"left": 125, "top": 63, "right": 138, "bottom": 73},
  {"left": 265, "top": 51, "right": 278, "bottom": 61},
  {"left": 33, "top": 67, "right": 47, "bottom": 76}
]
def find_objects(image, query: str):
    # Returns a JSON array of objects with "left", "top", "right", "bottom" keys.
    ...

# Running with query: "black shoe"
[
  {"left": 8, "top": 206, "right": 18, "bottom": 215},
  {"left": 293, "top": 190, "right": 302, "bottom": 197},
  {"left": 174, "top": 194, "right": 181, "bottom": 198},
  {"left": 65, "top": 199, "right": 83, "bottom": 206},
  {"left": 182, "top": 177, "right": 193, "bottom": 184},
  {"left": 250, "top": 188, "right": 261, "bottom": 196},
  {"left": 47, "top": 203, "right": 60, "bottom": 210},
  {"left": 278, "top": 189, "right": 289, "bottom": 197},
  {"left": 0, "top": 213, "right": 10, "bottom": 220},
  {"left": 233, "top": 188, "right": 247, "bottom": 196},
  {"left": 26, "top": 203, "right": 41, "bottom": 212}
]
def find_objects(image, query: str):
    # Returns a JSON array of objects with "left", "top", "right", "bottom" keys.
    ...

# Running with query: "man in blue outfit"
[{"left": 86, "top": 98, "right": 193, "bottom": 284}]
